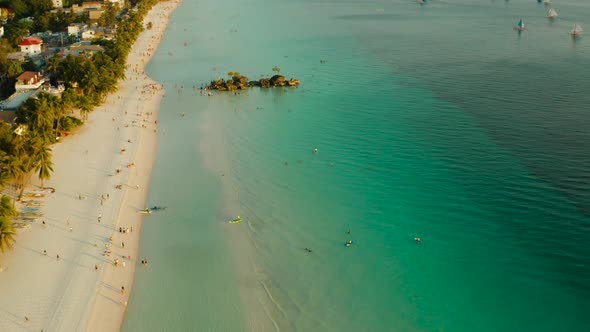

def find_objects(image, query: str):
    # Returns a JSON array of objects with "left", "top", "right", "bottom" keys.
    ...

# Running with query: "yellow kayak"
[{"left": 229, "top": 216, "right": 241, "bottom": 224}]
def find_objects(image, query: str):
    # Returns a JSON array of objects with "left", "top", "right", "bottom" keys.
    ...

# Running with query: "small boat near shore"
[
  {"left": 139, "top": 206, "right": 167, "bottom": 214},
  {"left": 570, "top": 23, "right": 583, "bottom": 37},
  {"left": 547, "top": 8, "right": 558, "bottom": 19}
]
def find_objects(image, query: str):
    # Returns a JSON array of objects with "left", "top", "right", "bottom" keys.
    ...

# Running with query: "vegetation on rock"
[{"left": 206, "top": 68, "right": 300, "bottom": 91}]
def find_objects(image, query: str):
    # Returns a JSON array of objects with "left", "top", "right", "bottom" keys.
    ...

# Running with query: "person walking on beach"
[
  {"left": 98, "top": 214, "right": 102, "bottom": 223},
  {"left": 95, "top": 264, "right": 98, "bottom": 272},
  {"left": 121, "top": 286, "right": 125, "bottom": 295}
]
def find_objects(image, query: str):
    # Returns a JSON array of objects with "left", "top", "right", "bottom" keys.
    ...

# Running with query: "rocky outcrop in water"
[{"left": 205, "top": 72, "right": 300, "bottom": 91}]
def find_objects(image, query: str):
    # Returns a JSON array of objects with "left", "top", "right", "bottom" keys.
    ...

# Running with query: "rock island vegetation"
[{"left": 205, "top": 67, "right": 300, "bottom": 91}]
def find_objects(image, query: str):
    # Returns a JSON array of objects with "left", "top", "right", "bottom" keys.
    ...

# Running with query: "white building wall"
[
  {"left": 19, "top": 44, "right": 42, "bottom": 55},
  {"left": 67, "top": 25, "right": 80, "bottom": 36}
]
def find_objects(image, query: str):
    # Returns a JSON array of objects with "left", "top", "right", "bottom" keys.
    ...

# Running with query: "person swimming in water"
[
  {"left": 346, "top": 240, "right": 353, "bottom": 247},
  {"left": 347, "top": 229, "right": 351, "bottom": 235},
  {"left": 414, "top": 237, "right": 421, "bottom": 244},
  {"left": 313, "top": 148, "right": 318, "bottom": 154},
  {"left": 304, "top": 248, "right": 312, "bottom": 253}
]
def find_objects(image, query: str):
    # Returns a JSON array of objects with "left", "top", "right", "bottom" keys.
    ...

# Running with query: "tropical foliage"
[
  {"left": 0, "top": 0, "right": 165, "bottom": 252},
  {"left": 0, "top": 195, "right": 17, "bottom": 252}
]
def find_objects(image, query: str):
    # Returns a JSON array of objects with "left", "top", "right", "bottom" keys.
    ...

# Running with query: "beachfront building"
[
  {"left": 108, "top": 0, "right": 125, "bottom": 7},
  {"left": 67, "top": 23, "right": 90, "bottom": 38},
  {"left": 18, "top": 37, "right": 43, "bottom": 55},
  {"left": 67, "top": 43, "right": 105, "bottom": 57},
  {"left": 52, "top": 0, "right": 63, "bottom": 8},
  {"left": 7, "top": 52, "right": 25, "bottom": 63},
  {"left": 15, "top": 72, "right": 45, "bottom": 91},
  {"left": 68, "top": 1, "right": 105, "bottom": 20},
  {"left": 72, "top": 1, "right": 104, "bottom": 11},
  {"left": 81, "top": 29, "right": 96, "bottom": 40}
]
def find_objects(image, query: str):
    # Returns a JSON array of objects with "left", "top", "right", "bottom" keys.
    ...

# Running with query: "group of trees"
[
  {"left": 0, "top": 194, "right": 17, "bottom": 252},
  {"left": 33, "top": 9, "right": 90, "bottom": 35},
  {"left": 0, "top": 0, "right": 54, "bottom": 19},
  {"left": 0, "top": 0, "right": 164, "bottom": 252}
]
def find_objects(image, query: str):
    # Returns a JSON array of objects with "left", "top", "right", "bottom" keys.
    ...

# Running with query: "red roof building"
[
  {"left": 18, "top": 37, "right": 43, "bottom": 55},
  {"left": 18, "top": 37, "right": 43, "bottom": 46},
  {"left": 15, "top": 71, "right": 45, "bottom": 91}
]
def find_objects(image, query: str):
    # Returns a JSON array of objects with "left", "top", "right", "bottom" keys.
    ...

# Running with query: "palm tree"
[
  {"left": 53, "top": 99, "right": 66, "bottom": 139},
  {"left": 0, "top": 216, "right": 17, "bottom": 253},
  {"left": 4, "top": 156, "right": 23, "bottom": 190},
  {"left": 81, "top": 63, "right": 100, "bottom": 96},
  {"left": 0, "top": 151, "right": 10, "bottom": 188},
  {"left": 33, "top": 145, "right": 54, "bottom": 188},
  {"left": 77, "top": 96, "right": 93, "bottom": 121},
  {"left": 47, "top": 54, "right": 62, "bottom": 80},
  {"left": 0, "top": 195, "right": 17, "bottom": 218}
]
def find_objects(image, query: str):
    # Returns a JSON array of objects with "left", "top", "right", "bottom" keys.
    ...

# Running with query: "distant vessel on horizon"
[
  {"left": 514, "top": 19, "right": 526, "bottom": 31},
  {"left": 570, "top": 23, "right": 583, "bottom": 37},
  {"left": 547, "top": 8, "right": 558, "bottom": 19}
]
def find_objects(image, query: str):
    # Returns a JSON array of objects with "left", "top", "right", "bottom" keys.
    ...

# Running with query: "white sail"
[
  {"left": 571, "top": 23, "right": 583, "bottom": 35},
  {"left": 547, "top": 8, "right": 558, "bottom": 18}
]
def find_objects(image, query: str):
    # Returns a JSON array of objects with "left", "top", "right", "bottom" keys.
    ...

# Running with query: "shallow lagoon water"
[{"left": 124, "top": 1, "right": 590, "bottom": 331}]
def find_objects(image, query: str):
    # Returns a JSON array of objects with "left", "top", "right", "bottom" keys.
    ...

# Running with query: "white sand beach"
[{"left": 0, "top": 1, "right": 180, "bottom": 331}]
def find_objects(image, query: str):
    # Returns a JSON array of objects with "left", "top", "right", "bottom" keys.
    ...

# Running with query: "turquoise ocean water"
[{"left": 123, "top": 0, "right": 590, "bottom": 331}]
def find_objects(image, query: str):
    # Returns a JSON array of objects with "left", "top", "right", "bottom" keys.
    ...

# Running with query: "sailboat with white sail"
[
  {"left": 570, "top": 23, "right": 583, "bottom": 37},
  {"left": 547, "top": 8, "right": 558, "bottom": 19}
]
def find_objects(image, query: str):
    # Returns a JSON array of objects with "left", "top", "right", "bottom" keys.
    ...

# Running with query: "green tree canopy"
[{"left": 0, "top": 216, "right": 16, "bottom": 253}]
